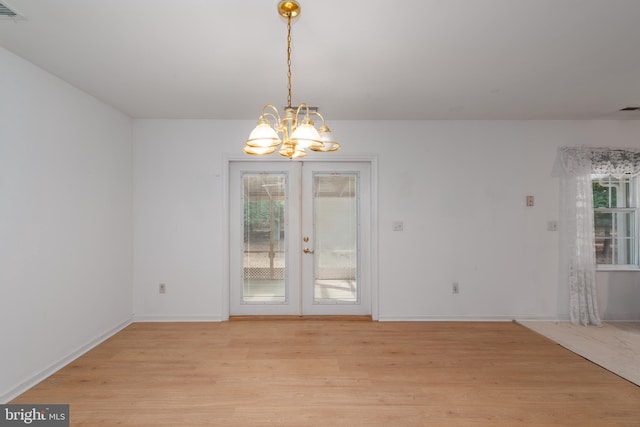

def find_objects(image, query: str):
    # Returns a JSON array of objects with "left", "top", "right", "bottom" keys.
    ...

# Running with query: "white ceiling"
[{"left": 2, "top": 0, "right": 640, "bottom": 120}]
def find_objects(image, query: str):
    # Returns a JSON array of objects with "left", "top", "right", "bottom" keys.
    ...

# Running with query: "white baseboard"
[
  {"left": 1, "top": 317, "right": 133, "bottom": 404},
  {"left": 377, "top": 315, "right": 562, "bottom": 322},
  {"left": 133, "top": 315, "right": 224, "bottom": 322},
  {"left": 515, "top": 317, "right": 568, "bottom": 323}
]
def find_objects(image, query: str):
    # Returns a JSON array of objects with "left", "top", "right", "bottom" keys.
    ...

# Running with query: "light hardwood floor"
[{"left": 11, "top": 321, "right": 640, "bottom": 426}]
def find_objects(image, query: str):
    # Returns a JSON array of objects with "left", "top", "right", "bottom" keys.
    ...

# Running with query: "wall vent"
[{"left": 0, "top": 2, "right": 26, "bottom": 21}]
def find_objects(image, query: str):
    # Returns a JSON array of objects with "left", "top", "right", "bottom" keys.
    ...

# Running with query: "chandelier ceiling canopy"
[{"left": 242, "top": 0, "right": 340, "bottom": 159}]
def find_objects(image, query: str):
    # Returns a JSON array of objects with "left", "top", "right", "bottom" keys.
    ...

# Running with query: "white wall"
[
  {"left": 133, "top": 120, "right": 233, "bottom": 320},
  {"left": 0, "top": 47, "right": 133, "bottom": 402},
  {"left": 133, "top": 119, "right": 640, "bottom": 322}
]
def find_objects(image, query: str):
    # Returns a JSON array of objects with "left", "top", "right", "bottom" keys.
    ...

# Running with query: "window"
[{"left": 592, "top": 174, "right": 639, "bottom": 268}]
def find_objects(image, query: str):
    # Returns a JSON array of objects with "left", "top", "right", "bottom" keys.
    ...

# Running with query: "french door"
[{"left": 229, "top": 161, "right": 371, "bottom": 316}]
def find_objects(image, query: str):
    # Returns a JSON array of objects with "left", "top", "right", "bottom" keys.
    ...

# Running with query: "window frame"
[{"left": 592, "top": 174, "right": 640, "bottom": 271}]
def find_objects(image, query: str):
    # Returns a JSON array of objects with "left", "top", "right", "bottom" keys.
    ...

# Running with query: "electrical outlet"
[
  {"left": 159, "top": 283, "right": 166, "bottom": 294},
  {"left": 392, "top": 221, "right": 404, "bottom": 231},
  {"left": 547, "top": 221, "right": 558, "bottom": 231},
  {"left": 452, "top": 282, "right": 459, "bottom": 294}
]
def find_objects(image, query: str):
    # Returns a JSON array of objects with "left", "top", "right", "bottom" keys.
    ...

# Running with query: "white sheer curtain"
[{"left": 553, "top": 147, "right": 640, "bottom": 326}]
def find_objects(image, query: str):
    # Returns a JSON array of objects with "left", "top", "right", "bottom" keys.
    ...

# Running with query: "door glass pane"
[
  {"left": 313, "top": 173, "right": 358, "bottom": 303},
  {"left": 242, "top": 173, "right": 286, "bottom": 303}
]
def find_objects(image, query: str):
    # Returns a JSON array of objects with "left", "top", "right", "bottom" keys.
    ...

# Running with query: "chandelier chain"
[{"left": 286, "top": 15, "right": 292, "bottom": 108}]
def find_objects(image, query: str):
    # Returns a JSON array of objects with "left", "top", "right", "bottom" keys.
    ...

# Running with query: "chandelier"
[{"left": 243, "top": 0, "right": 340, "bottom": 159}]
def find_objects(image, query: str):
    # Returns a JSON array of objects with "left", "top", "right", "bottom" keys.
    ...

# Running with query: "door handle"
[{"left": 303, "top": 247, "right": 314, "bottom": 254}]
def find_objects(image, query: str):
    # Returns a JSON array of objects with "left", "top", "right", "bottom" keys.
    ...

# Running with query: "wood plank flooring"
[{"left": 11, "top": 321, "right": 640, "bottom": 426}]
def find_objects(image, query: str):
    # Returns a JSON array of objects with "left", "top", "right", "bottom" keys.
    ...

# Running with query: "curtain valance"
[{"left": 554, "top": 146, "right": 640, "bottom": 178}]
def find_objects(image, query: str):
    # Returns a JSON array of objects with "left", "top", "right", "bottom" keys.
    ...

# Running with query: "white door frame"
[{"left": 221, "top": 154, "right": 379, "bottom": 320}]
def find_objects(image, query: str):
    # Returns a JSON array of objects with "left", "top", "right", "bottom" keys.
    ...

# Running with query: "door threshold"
[{"left": 229, "top": 315, "right": 373, "bottom": 321}]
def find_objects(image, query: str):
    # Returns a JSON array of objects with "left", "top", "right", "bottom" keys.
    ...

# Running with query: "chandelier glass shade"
[{"left": 243, "top": 1, "right": 340, "bottom": 159}]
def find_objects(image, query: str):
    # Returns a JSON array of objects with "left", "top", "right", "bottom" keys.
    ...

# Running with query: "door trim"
[{"left": 222, "top": 154, "right": 379, "bottom": 321}]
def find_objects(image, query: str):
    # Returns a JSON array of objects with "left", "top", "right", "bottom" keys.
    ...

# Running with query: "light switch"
[{"left": 526, "top": 196, "right": 534, "bottom": 207}]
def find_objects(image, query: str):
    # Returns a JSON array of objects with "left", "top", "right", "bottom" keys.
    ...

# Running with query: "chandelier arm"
[
  {"left": 261, "top": 104, "right": 281, "bottom": 119},
  {"left": 261, "top": 104, "right": 283, "bottom": 126},
  {"left": 294, "top": 103, "right": 310, "bottom": 123},
  {"left": 310, "top": 111, "right": 326, "bottom": 126},
  {"left": 261, "top": 112, "right": 281, "bottom": 128}
]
